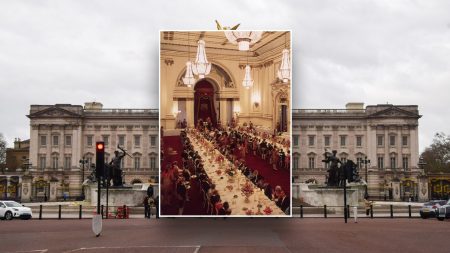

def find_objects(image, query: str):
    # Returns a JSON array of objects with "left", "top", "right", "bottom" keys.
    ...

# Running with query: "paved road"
[{"left": 0, "top": 218, "right": 449, "bottom": 253}]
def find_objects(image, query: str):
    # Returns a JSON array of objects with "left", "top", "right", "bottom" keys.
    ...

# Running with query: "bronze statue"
[
  {"left": 105, "top": 145, "right": 131, "bottom": 187},
  {"left": 322, "top": 150, "right": 341, "bottom": 187}
]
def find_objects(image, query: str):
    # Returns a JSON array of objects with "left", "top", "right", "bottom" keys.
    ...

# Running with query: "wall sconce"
[{"left": 254, "top": 102, "right": 259, "bottom": 108}]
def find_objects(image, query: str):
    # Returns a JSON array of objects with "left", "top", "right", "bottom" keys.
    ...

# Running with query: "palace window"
[
  {"left": 308, "top": 157, "right": 315, "bottom": 169},
  {"left": 390, "top": 156, "right": 397, "bottom": 169},
  {"left": 402, "top": 156, "right": 409, "bottom": 170},
  {"left": 134, "top": 135, "right": 141, "bottom": 147},
  {"left": 65, "top": 135, "right": 72, "bottom": 147},
  {"left": 118, "top": 135, "right": 125, "bottom": 146},
  {"left": 86, "top": 135, "right": 93, "bottom": 147},
  {"left": 52, "top": 135, "right": 59, "bottom": 146},
  {"left": 52, "top": 156, "right": 59, "bottom": 170},
  {"left": 340, "top": 135, "right": 347, "bottom": 147},
  {"left": 150, "top": 156, "right": 156, "bottom": 170},
  {"left": 356, "top": 157, "right": 363, "bottom": 169},
  {"left": 40, "top": 135, "right": 47, "bottom": 147},
  {"left": 293, "top": 154, "right": 299, "bottom": 170},
  {"left": 134, "top": 157, "right": 141, "bottom": 170},
  {"left": 64, "top": 156, "right": 71, "bottom": 170},
  {"left": 389, "top": 135, "right": 396, "bottom": 146},
  {"left": 150, "top": 135, "right": 156, "bottom": 147},
  {"left": 356, "top": 136, "right": 362, "bottom": 147},
  {"left": 102, "top": 135, "right": 109, "bottom": 146},
  {"left": 324, "top": 136, "right": 331, "bottom": 147},
  {"left": 377, "top": 135, "right": 384, "bottom": 146},
  {"left": 377, "top": 156, "right": 384, "bottom": 169},
  {"left": 308, "top": 135, "right": 315, "bottom": 146},
  {"left": 402, "top": 136, "right": 408, "bottom": 146},
  {"left": 39, "top": 156, "right": 46, "bottom": 170},
  {"left": 293, "top": 135, "right": 299, "bottom": 146}
]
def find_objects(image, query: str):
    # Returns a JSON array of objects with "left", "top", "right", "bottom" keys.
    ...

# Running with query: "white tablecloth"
[{"left": 188, "top": 132, "right": 285, "bottom": 216}]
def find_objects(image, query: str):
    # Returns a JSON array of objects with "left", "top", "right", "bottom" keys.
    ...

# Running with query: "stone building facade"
[
  {"left": 292, "top": 103, "right": 428, "bottom": 201},
  {"left": 18, "top": 102, "right": 159, "bottom": 202}
]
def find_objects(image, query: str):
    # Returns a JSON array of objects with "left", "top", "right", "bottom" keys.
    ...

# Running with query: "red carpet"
[
  {"left": 244, "top": 153, "right": 291, "bottom": 196},
  {"left": 161, "top": 136, "right": 207, "bottom": 216}
]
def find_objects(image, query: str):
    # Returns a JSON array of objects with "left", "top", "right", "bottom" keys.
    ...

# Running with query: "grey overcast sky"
[{"left": 0, "top": 1, "right": 449, "bottom": 152}]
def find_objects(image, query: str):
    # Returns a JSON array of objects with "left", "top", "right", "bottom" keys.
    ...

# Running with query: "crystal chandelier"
[
  {"left": 277, "top": 32, "right": 291, "bottom": 83},
  {"left": 182, "top": 32, "right": 195, "bottom": 87},
  {"left": 192, "top": 40, "right": 211, "bottom": 78},
  {"left": 242, "top": 65, "right": 253, "bottom": 89},
  {"left": 183, "top": 61, "right": 195, "bottom": 87},
  {"left": 277, "top": 49, "right": 291, "bottom": 83},
  {"left": 224, "top": 31, "right": 263, "bottom": 51}
]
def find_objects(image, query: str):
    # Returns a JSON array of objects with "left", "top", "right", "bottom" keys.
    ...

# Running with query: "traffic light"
[{"left": 96, "top": 142, "right": 105, "bottom": 178}]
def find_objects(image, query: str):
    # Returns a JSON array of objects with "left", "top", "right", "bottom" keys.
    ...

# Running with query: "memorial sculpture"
[{"left": 322, "top": 149, "right": 361, "bottom": 187}]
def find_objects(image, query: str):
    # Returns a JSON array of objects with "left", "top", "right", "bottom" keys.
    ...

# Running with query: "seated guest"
[
  {"left": 275, "top": 191, "right": 290, "bottom": 213},
  {"left": 249, "top": 170, "right": 261, "bottom": 184},
  {"left": 242, "top": 166, "right": 251, "bottom": 177},
  {"left": 218, "top": 201, "right": 232, "bottom": 215},
  {"left": 263, "top": 183, "right": 273, "bottom": 200},
  {"left": 256, "top": 177, "right": 265, "bottom": 189},
  {"left": 210, "top": 190, "right": 221, "bottom": 206},
  {"left": 273, "top": 185, "right": 283, "bottom": 201}
]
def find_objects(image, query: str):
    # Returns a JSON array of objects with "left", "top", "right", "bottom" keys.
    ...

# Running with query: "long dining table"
[{"left": 187, "top": 130, "right": 286, "bottom": 216}]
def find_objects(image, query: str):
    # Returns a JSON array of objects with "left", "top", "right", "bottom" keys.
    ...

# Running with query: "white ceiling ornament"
[
  {"left": 224, "top": 31, "right": 263, "bottom": 51},
  {"left": 192, "top": 40, "right": 211, "bottom": 78},
  {"left": 277, "top": 48, "right": 291, "bottom": 83}
]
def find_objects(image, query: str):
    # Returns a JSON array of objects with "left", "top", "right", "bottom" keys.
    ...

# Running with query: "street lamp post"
[
  {"left": 362, "top": 156, "right": 371, "bottom": 199},
  {"left": 417, "top": 156, "right": 427, "bottom": 201},
  {"left": 79, "top": 157, "right": 89, "bottom": 200}
]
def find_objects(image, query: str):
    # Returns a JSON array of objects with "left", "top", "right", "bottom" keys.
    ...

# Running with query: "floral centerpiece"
[
  {"left": 225, "top": 166, "right": 236, "bottom": 183},
  {"left": 241, "top": 182, "right": 254, "bottom": 203}
]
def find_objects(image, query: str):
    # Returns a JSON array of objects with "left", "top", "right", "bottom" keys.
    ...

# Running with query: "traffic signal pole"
[{"left": 95, "top": 142, "right": 105, "bottom": 215}]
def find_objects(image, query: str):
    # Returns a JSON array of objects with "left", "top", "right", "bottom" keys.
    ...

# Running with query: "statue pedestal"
[
  {"left": 299, "top": 183, "right": 366, "bottom": 211},
  {"left": 88, "top": 185, "right": 147, "bottom": 207}
]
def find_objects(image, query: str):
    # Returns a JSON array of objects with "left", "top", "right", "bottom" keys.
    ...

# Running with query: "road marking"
[
  {"left": 64, "top": 245, "right": 201, "bottom": 253},
  {"left": 12, "top": 250, "right": 48, "bottom": 253}
]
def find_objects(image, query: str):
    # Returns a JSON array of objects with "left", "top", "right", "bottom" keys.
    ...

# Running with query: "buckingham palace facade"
[
  {"left": 292, "top": 103, "right": 427, "bottom": 201},
  {"left": 16, "top": 102, "right": 159, "bottom": 202}
]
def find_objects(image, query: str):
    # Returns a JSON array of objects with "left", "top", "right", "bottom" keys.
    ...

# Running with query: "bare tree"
[
  {"left": 421, "top": 132, "right": 450, "bottom": 173},
  {"left": 0, "top": 133, "right": 6, "bottom": 165}
]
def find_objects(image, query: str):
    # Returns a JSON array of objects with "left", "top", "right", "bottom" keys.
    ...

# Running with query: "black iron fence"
[{"left": 19, "top": 204, "right": 426, "bottom": 219}]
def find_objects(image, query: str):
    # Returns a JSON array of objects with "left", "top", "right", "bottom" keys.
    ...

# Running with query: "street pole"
[
  {"left": 363, "top": 156, "right": 370, "bottom": 199},
  {"left": 344, "top": 174, "right": 347, "bottom": 223}
]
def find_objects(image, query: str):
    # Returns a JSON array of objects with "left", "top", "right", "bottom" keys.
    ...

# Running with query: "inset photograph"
[{"left": 159, "top": 30, "right": 292, "bottom": 216}]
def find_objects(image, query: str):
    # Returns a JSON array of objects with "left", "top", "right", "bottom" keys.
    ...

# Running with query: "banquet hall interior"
[{"left": 160, "top": 31, "right": 291, "bottom": 216}]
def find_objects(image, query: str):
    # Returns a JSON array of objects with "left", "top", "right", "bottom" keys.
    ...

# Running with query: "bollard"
[
  {"left": 123, "top": 205, "right": 127, "bottom": 219},
  {"left": 39, "top": 205, "right": 42, "bottom": 220},
  {"left": 390, "top": 205, "right": 394, "bottom": 218},
  {"left": 79, "top": 205, "right": 82, "bottom": 219},
  {"left": 408, "top": 205, "right": 411, "bottom": 218},
  {"left": 353, "top": 206, "right": 358, "bottom": 223},
  {"left": 58, "top": 205, "right": 61, "bottom": 220},
  {"left": 370, "top": 204, "right": 373, "bottom": 219},
  {"left": 324, "top": 205, "right": 327, "bottom": 218},
  {"left": 347, "top": 205, "right": 350, "bottom": 218},
  {"left": 300, "top": 205, "right": 303, "bottom": 218}
]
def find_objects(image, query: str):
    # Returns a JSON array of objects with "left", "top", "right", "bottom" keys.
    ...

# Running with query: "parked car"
[
  {"left": 436, "top": 199, "right": 450, "bottom": 221},
  {"left": 419, "top": 200, "right": 447, "bottom": 218},
  {"left": 0, "top": 201, "right": 33, "bottom": 220}
]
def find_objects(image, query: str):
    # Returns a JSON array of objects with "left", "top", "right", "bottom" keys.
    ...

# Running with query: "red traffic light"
[{"left": 96, "top": 142, "right": 104, "bottom": 150}]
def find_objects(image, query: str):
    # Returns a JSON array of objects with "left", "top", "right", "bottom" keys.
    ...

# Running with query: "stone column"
[
  {"left": 186, "top": 98, "right": 195, "bottom": 128},
  {"left": 392, "top": 181, "right": 401, "bottom": 201},
  {"left": 49, "top": 180, "right": 58, "bottom": 201},
  {"left": 21, "top": 175, "right": 33, "bottom": 202}
]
